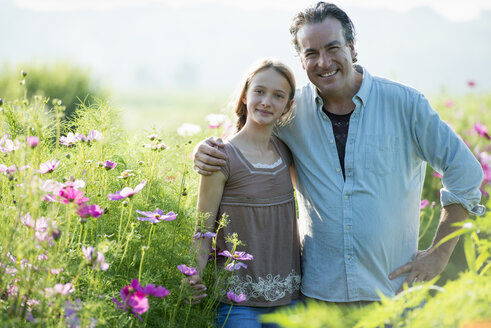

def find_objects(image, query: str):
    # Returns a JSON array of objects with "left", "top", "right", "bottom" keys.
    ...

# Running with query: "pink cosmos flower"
[
  {"left": 63, "top": 178, "right": 86, "bottom": 189},
  {"left": 100, "top": 160, "right": 117, "bottom": 170},
  {"left": 82, "top": 246, "right": 109, "bottom": 271},
  {"left": 45, "top": 283, "right": 74, "bottom": 297},
  {"left": 0, "top": 136, "right": 20, "bottom": 153},
  {"left": 136, "top": 209, "right": 177, "bottom": 223},
  {"left": 59, "top": 187, "right": 89, "bottom": 205},
  {"left": 108, "top": 181, "right": 146, "bottom": 200},
  {"left": 77, "top": 204, "right": 103, "bottom": 219},
  {"left": 37, "top": 159, "right": 60, "bottom": 174},
  {"left": 88, "top": 130, "right": 102, "bottom": 141},
  {"left": 467, "top": 80, "right": 476, "bottom": 87},
  {"left": 77, "top": 130, "right": 102, "bottom": 143},
  {"left": 177, "top": 264, "right": 197, "bottom": 276},
  {"left": 444, "top": 100, "right": 454, "bottom": 108},
  {"left": 226, "top": 291, "right": 247, "bottom": 304},
  {"left": 60, "top": 132, "right": 78, "bottom": 146},
  {"left": 420, "top": 199, "right": 429, "bottom": 210},
  {"left": 474, "top": 123, "right": 490, "bottom": 140},
  {"left": 112, "top": 279, "right": 169, "bottom": 321},
  {"left": 27, "top": 136, "right": 39, "bottom": 148}
]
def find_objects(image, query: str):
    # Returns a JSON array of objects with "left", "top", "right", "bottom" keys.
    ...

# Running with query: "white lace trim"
[
  {"left": 250, "top": 158, "right": 283, "bottom": 169},
  {"left": 228, "top": 269, "right": 301, "bottom": 302}
]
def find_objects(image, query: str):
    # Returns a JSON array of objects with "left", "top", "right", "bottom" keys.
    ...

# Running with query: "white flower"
[
  {"left": 206, "top": 114, "right": 229, "bottom": 128},
  {"left": 462, "top": 222, "right": 474, "bottom": 229},
  {"left": 177, "top": 123, "right": 201, "bottom": 137}
]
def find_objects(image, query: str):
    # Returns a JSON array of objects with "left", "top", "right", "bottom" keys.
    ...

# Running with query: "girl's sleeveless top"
[{"left": 216, "top": 136, "right": 301, "bottom": 307}]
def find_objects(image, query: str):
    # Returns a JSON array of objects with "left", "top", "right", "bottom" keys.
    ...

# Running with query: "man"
[{"left": 193, "top": 2, "right": 484, "bottom": 303}]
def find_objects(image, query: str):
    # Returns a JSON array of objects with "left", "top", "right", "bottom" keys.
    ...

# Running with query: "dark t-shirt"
[{"left": 322, "top": 108, "right": 353, "bottom": 179}]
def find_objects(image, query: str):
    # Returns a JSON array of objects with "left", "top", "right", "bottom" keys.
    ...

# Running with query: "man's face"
[{"left": 297, "top": 17, "right": 356, "bottom": 97}]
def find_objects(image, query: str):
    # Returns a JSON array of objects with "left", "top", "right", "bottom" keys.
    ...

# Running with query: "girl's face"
[{"left": 242, "top": 68, "right": 292, "bottom": 128}]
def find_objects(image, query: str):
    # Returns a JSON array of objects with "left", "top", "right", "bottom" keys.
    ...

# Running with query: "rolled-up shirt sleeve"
[{"left": 412, "top": 93, "right": 485, "bottom": 216}]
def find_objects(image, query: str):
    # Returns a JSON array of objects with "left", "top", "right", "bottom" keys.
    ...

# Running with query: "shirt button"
[
  {"left": 346, "top": 226, "right": 350, "bottom": 230},
  {"left": 344, "top": 195, "right": 349, "bottom": 200},
  {"left": 323, "top": 115, "right": 327, "bottom": 120},
  {"left": 330, "top": 139, "right": 334, "bottom": 144},
  {"left": 347, "top": 255, "right": 351, "bottom": 260},
  {"left": 336, "top": 168, "right": 340, "bottom": 172}
]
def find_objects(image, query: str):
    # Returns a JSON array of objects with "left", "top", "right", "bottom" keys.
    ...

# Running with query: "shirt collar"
[{"left": 311, "top": 65, "right": 372, "bottom": 108}]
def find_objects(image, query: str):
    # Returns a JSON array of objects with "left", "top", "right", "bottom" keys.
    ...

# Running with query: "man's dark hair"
[{"left": 290, "top": 2, "right": 357, "bottom": 53}]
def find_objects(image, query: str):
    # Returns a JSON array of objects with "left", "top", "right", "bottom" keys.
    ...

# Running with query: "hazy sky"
[
  {"left": 4, "top": 0, "right": 491, "bottom": 95},
  {"left": 13, "top": 0, "right": 491, "bottom": 21}
]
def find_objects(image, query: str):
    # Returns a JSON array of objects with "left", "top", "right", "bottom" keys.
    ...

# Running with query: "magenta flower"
[
  {"left": 218, "top": 250, "right": 254, "bottom": 261},
  {"left": 226, "top": 291, "right": 247, "bottom": 304},
  {"left": 177, "top": 264, "right": 197, "bottom": 276},
  {"left": 27, "top": 136, "right": 39, "bottom": 148},
  {"left": 420, "top": 199, "right": 429, "bottom": 210},
  {"left": 112, "top": 279, "right": 169, "bottom": 321},
  {"left": 136, "top": 209, "right": 177, "bottom": 223},
  {"left": 108, "top": 181, "right": 146, "bottom": 200},
  {"left": 82, "top": 246, "right": 109, "bottom": 271},
  {"left": 77, "top": 204, "right": 103, "bottom": 219},
  {"left": 474, "top": 123, "right": 490, "bottom": 140},
  {"left": 101, "top": 160, "right": 117, "bottom": 170},
  {"left": 467, "top": 80, "right": 476, "bottom": 87},
  {"left": 193, "top": 231, "right": 216, "bottom": 239},
  {"left": 45, "top": 283, "right": 74, "bottom": 297},
  {"left": 59, "top": 187, "right": 89, "bottom": 205},
  {"left": 37, "top": 159, "right": 60, "bottom": 174}
]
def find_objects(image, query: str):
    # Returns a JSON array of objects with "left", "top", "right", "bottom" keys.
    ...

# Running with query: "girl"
[{"left": 190, "top": 58, "right": 301, "bottom": 327}]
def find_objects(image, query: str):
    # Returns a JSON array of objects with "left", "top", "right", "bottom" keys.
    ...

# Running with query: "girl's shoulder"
[{"left": 271, "top": 135, "right": 292, "bottom": 164}]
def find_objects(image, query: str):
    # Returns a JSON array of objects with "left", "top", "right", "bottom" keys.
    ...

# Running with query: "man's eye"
[{"left": 328, "top": 46, "right": 340, "bottom": 53}]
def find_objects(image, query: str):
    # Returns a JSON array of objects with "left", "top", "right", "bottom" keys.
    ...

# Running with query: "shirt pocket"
[{"left": 365, "top": 135, "right": 399, "bottom": 176}]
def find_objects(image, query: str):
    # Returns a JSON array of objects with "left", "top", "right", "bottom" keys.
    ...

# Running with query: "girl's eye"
[
  {"left": 275, "top": 94, "right": 285, "bottom": 99},
  {"left": 254, "top": 90, "right": 263, "bottom": 94}
]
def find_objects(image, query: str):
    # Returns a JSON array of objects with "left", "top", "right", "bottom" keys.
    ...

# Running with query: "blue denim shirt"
[{"left": 275, "top": 67, "right": 484, "bottom": 302}]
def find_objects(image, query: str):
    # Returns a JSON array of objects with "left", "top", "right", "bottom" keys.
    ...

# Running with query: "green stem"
[
  {"left": 170, "top": 282, "right": 185, "bottom": 326},
  {"left": 221, "top": 303, "right": 234, "bottom": 328},
  {"left": 138, "top": 246, "right": 146, "bottom": 281}
]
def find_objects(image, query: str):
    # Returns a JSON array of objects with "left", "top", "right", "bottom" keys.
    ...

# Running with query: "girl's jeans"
[{"left": 216, "top": 300, "right": 298, "bottom": 328}]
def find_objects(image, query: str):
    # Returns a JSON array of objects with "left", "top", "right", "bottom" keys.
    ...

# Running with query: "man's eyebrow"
[
  {"left": 303, "top": 40, "right": 342, "bottom": 53},
  {"left": 324, "top": 40, "right": 343, "bottom": 47}
]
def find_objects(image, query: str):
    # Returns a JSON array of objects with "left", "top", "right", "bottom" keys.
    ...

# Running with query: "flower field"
[{"left": 0, "top": 72, "right": 490, "bottom": 327}]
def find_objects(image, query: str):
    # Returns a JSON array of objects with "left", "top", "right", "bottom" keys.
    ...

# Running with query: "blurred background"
[{"left": 1, "top": 0, "right": 491, "bottom": 131}]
